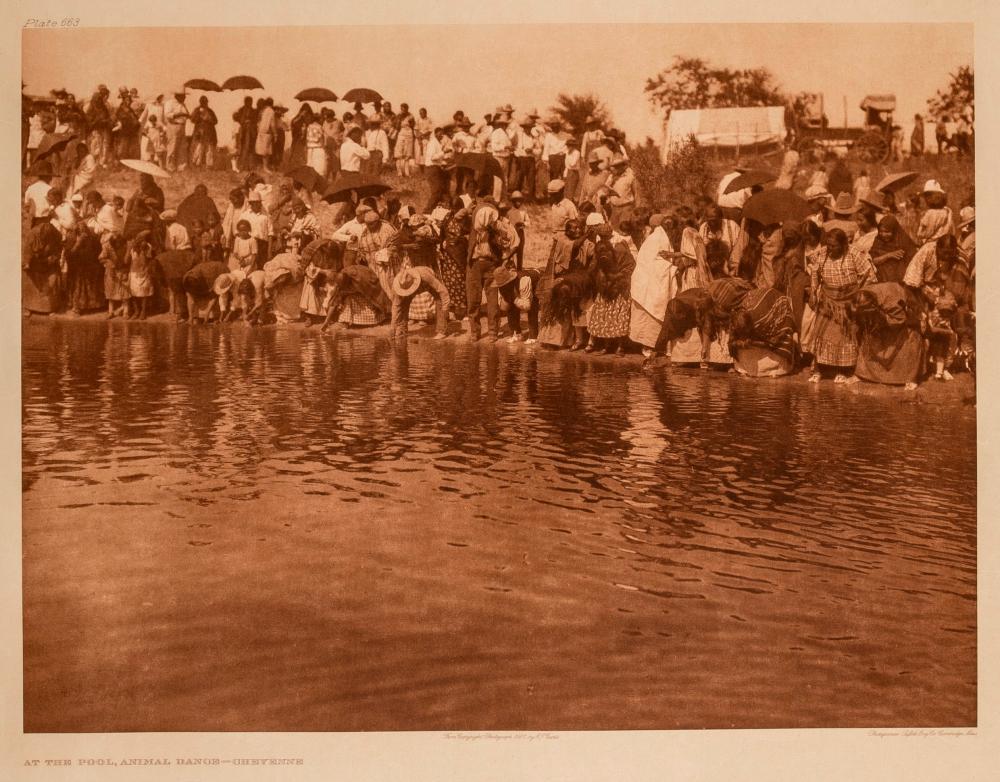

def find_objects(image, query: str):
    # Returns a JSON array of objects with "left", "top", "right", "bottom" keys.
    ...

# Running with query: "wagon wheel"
[{"left": 853, "top": 130, "right": 889, "bottom": 163}]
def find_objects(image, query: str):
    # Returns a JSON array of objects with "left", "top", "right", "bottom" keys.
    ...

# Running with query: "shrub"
[{"left": 629, "top": 135, "right": 716, "bottom": 210}]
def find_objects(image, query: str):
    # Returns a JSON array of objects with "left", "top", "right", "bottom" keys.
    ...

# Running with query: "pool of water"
[{"left": 22, "top": 319, "right": 976, "bottom": 731}]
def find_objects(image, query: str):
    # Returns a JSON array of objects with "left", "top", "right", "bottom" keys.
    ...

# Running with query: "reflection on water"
[{"left": 22, "top": 319, "right": 976, "bottom": 731}]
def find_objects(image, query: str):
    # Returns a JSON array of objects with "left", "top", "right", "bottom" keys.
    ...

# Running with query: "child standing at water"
[
  {"left": 127, "top": 236, "right": 155, "bottom": 319},
  {"left": 229, "top": 219, "right": 258, "bottom": 273},
  {"left": 101, "top": 232, "right": 130, "bottom": 319}
]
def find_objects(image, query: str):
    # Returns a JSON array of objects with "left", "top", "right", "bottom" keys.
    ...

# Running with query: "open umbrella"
[
  {"left": 321, "top": 172, "right": 391, "bottom": 204},
  {"left": 454, "top": 152, "right": 504, "bottom": 179},
  {"left": 295, "top": 88, "right": 338, "bottom": 103},
  {"left": 342, "top": 88, "right": 382, "bottom": 104},
  {"left": 285, "top": 165, "right": 326, "bottom": 193},
  {"left": 185, "top": 78, "right": 222, "bottom": 92},
  {"left": 120, "top": 158, "right": 171, "bottom": 179},
  {"left": 222, "top": 75, "right": 264, "bottom": 91},
  {"left": 741, "top": 189, "right": 811, "bottom": 226},
  {"left": 875, "top": 171, "right": 919, "bottom": 193},
  {"left": 723, "top": 169, "right": 776, "bottom": 194},
  {"left": 34, "top": 133, "right": 77, "bottom": 160}
]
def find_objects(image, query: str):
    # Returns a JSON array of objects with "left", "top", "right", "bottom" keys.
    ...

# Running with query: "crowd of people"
[{"left": 21, "top": 85, "right": 975, "bottom": 389}]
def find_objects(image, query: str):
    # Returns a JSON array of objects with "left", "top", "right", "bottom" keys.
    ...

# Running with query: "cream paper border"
[{"left": 2, "top": 1, "right": 995, "bottom": 780}]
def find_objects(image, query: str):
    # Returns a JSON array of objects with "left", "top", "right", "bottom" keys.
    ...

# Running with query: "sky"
[{"left": 23, "top": 24, "right": 971, "bottom": 146}]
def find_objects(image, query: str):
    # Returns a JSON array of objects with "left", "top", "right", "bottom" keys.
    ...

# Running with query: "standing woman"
[
  {"left": 289, "top": 104, "right": 314, "bottom": 168},
  {"left": 588, "top": 223, "right": 635, "bottom": 355},
  {"left": 804, "top": 228, "right": 877, "bottom": 383},
  {"left": 305, "top": 112, "right": 328, "bottom": 177},
  {"left": 438, "top": 197, "right": 471, "bottom": 320},
  {"left": 63, "top": 221, "right": 105, "bottom": 315},
  {"left": 233, "top": 97, "right": 257, "bottom": 173},
  {"left": 629, "top": 213, "right": 677, "bottom": 360},
  {"left": 851, "top": 206, "right": 879, "bottom": 255},
  {"left": 868, "top": 215, "right": 915, "bottom": 283},
  {"left": 22, "top": 215, "right": 64, "bottom": 316}
]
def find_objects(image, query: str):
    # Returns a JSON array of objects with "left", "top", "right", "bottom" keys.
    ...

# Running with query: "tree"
[
  {"left": 926, "top": 66, "right": 974, "bottom": 120},
  {"left": 549, "top": 93, "right": 612, "bottom": 135},
  {"left": 645, "top": 56, "right": 786, "bottom": 119}
]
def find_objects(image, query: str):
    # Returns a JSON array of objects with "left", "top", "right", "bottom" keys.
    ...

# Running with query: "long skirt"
[
  {"left": 67, "top": 260, "right": 105, "bottom": 311},
  {"left": 628, "top": 301, "right": 662, "bottom": 349},
  {"left": 438, "top": 245, "right": 467, "bottom": 317},
  {"left": 300, "top": 280, "right": 328, "bottom": 317},
  {"left": 273, "top": 281, "right": 302, "bottom": 324},
  {"left": 23, "top": 269, "right": 61, "bottom": 313},
  {"left": 588, "top": 293, "right": 630, "bottom": 338},
  {"left": 804, "top": 300, "right": 858, "bottom": 367},
  {"left": 337, "top": 294, "right": 382, "bottom": 326},
  {"left": 671, "top": 328, "right": 732, "bottom": 365},
  {"left": 572, "top": 298, "right": 594, "bottom": 329},
  {"left": 733, "top": 345, "right": 794, "bottom": 377},
  {"left": 104, "top": 267, "right": 130, "bottom": 301},
  {"left": 855, "top": 327, "right": 925, "bottom": 385}
]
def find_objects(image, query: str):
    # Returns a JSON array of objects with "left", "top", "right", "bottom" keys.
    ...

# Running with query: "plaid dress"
[{"left": 805, "top": 246, "right": 876, "bottom": 366}]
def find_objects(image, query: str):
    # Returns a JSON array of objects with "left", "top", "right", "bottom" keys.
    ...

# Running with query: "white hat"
[
  {"left": 547, "top": 179, "right": 565, "bottom": 193},
  {"left": 70, "top": 192, "right": 84, "bottom": 202},
  {"left": 392, "top": 268, "right": 422, "bottom": 298},
  {"left": 585, "top": 212, "right": 605, "bottom": 227},
  {"left": 922, "top": 179, "right": 945, "bottom": 195},
  {"left": 213, "top": 273, "right": 235, "bottom": 296},
  {"left": 247, "top": 190, "right": 262, "bottom": 202}
]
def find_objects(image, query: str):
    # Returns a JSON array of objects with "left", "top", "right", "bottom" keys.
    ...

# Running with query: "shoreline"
[{"left": 27, "top": 310, "right": 976, "bottom": 407}]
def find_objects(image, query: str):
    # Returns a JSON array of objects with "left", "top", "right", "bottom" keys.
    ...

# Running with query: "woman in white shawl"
[{"left": 629, "top": 213, "right": 677, "bottom": 358}]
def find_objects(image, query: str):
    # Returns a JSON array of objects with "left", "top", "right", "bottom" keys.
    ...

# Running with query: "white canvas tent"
[{"left": 661, "top": 105, "right": 786, "bottom": 162}]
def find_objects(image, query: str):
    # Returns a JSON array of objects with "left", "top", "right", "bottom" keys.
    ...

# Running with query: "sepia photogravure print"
[{"left": 17, "top": 12, "right": 980, "bottom": 760}]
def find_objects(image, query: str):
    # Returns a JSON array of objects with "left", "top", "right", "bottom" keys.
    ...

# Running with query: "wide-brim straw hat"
[
  {"left": 922, "top": 179, "right": 946, "bottom": 195},
  {"left": 213, "top": 273, "right": 234, "bottom": 296},
  {"left": 489, "top": 265, "right": 519, "bottom": 289},
  {"left": 547, "top": 179, "right": 566, "bottom": 193},
  {"left": 392, "top": 268, "right": 422, "bottom": 298},
  {"left": 860, "top": 191, "right": 888, "bottom": 211},
  {"left": 958, "top": 207, "right": 975, "bottom": 229},
  {"left": 830, "top": 192, "right": 859, "bottom": 215},
  {"left": 804, "top": 184, "right": 831, "bottom": 202}
]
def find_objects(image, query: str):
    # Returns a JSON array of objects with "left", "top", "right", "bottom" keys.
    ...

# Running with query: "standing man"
[
  {"left": 164, "top": 89, "right": 190, "bottom": 172},
  {"left": 322, "top": 109, "right": 345, "bottom": 177},
  {"left": 339, "top": 125, "right": 370, "bottom": 173},
  {"left": 364, "top": 118, "right": 390, "bottom": 174},
  {"left": 910, "top": 113, "right": 925, "bottom": 157},
  {"left": 465, "top": 197, "right": 506, "bottom": 342},
  {"left": 113, "top": 86, "right": 140, "bottom": 163},
  {"left": 542, "top": 120, "right": 569, "bottom": 190},
  {"left": 190, "top": 96, "right": 218, "bottom": 170},
  {"left": 242, "top": 190, "right": 273, "bottom": 267},
  {"left": 606, "top": 155, "right": 637, "bottom": 228},
  {"left": 85, "top": 84, "right": 113, "bottom": 168},
  {"left": 255, "top": 98, "right": 276, "bottom": 174},
  {"left": 489, "top": 114, "right": 513, "bottom": 191},
  {"left": 415, "top": 108, "right": 434, "bottom": 169},
  {"left": 512, "top": 117, "right": 537, "bottom": 201}
]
